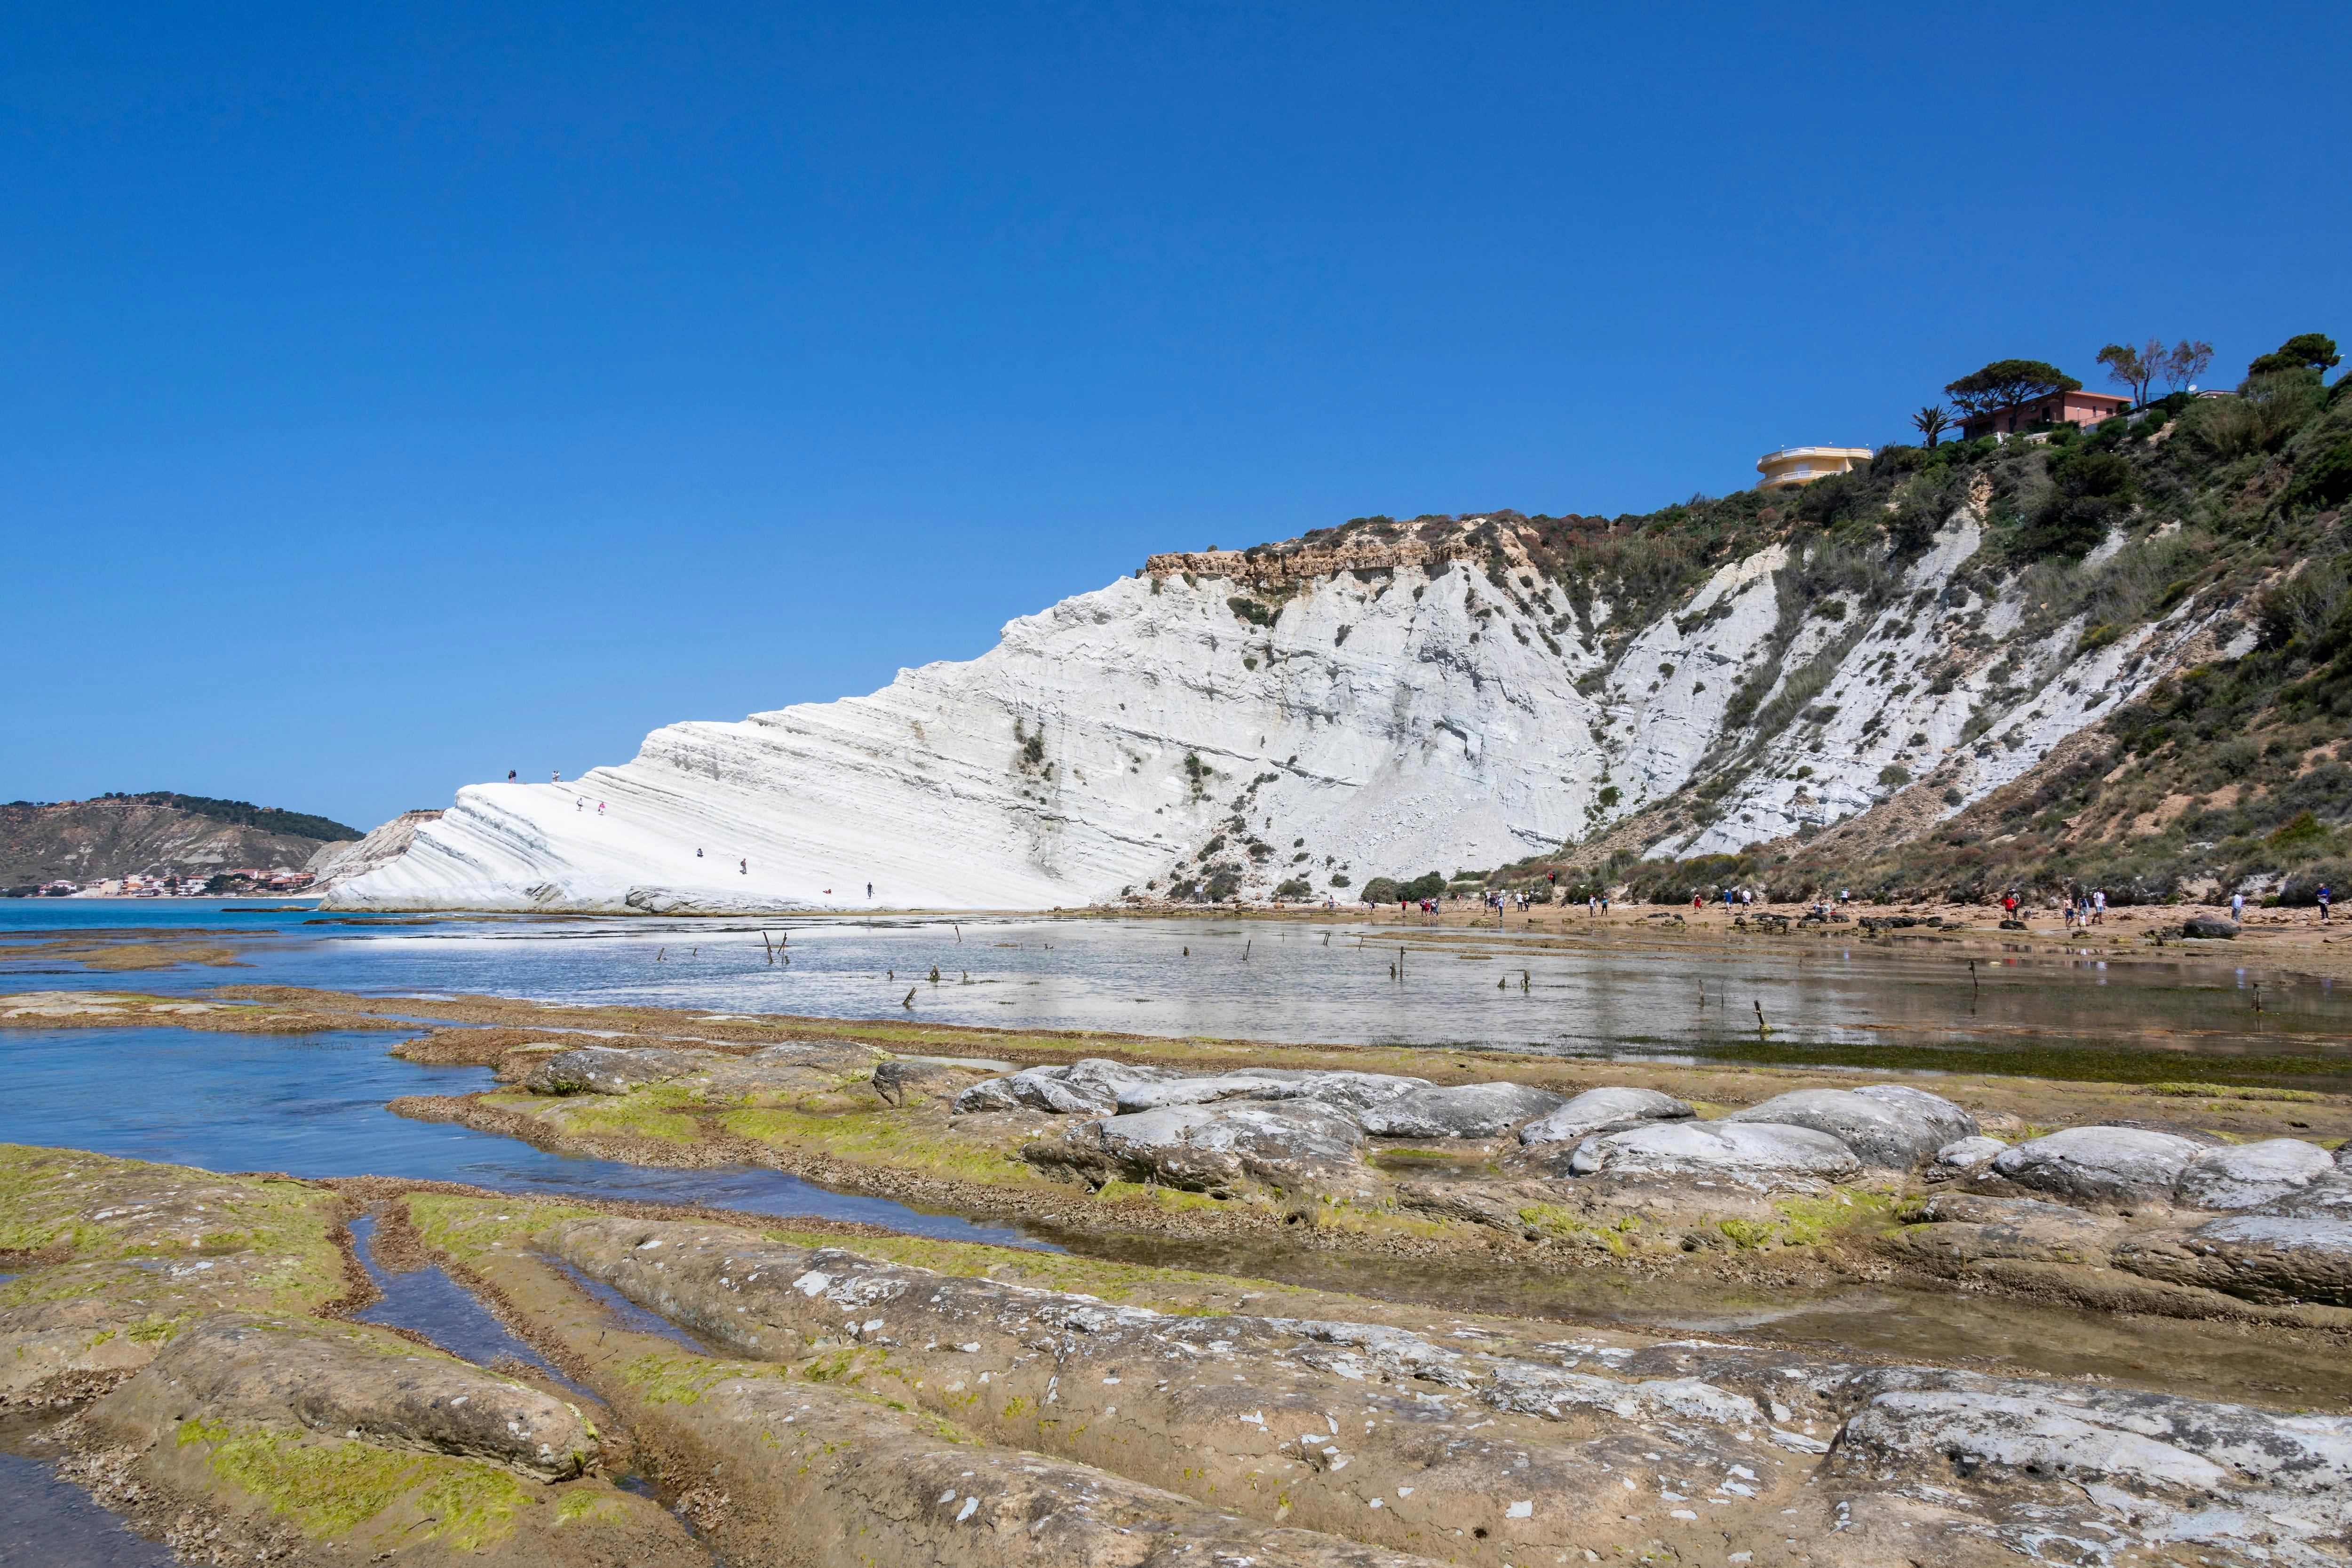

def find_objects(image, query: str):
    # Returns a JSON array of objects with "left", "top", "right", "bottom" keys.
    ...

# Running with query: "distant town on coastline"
[{"left": 0, "top": 792, "right": 360, "bottom": 897}]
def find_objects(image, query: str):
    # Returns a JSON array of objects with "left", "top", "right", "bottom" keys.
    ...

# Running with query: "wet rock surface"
[
  {"left": 1355, "top": 1081, "right": 1563, "bottom": 1138},
  {"left": 1517, "top": 1086, "right": 1693, "bottom": 1146},
  {"left": 1720, "top": 1085, "right": 1977, "bottom": 1170},
  {"left": 1992, "top": 1125, "right": 2208, "bottom": 1205},
  {"left": 1023, "top": 1100, "right": 1370, "bottom": 1195},
  {"left": 1566, "top": 1120, "right": 1864, "bottom": 1188},
  {"left": 2178, "top": 1138, "right": 2339, "bottom": 1210}
]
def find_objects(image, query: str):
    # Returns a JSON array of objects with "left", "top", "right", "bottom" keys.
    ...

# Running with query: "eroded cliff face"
[{"left": 326, "top": 506, "right": 2248, "bottom": 912}]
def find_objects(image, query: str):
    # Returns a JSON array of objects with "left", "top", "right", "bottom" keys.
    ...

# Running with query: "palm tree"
[{"left": 1912, "top": 405, "right": 1950, "bottom": 448}]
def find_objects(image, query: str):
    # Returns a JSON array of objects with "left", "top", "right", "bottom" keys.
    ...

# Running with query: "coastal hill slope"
[
  {"left": 1, "top": 794, "right": 360, "bottom": 888},
  {"left": 326, "top": 366, "right": 2352, "bottom": 913}
]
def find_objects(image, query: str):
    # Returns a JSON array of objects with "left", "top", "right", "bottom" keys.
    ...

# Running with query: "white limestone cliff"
[{"left": 326, "top": 512, "right": 2249, "bottom": 912}]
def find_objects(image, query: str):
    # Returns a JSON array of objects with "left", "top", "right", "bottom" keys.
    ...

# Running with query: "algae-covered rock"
[
  {"left": 0, "top": 1145, "right": 350, "bottom": 1407},
  {"left": 521, "top": 1045, "right": 724, "bottom": 1095},
  {"left": 2176, "top": 1138, "right": 2336, "bottom": 1210},
  {"left": 1721, "top": 1085, "right": 1976, "bottom": 1170},
  {"left": 1358, "top": 1082, "right": 1564, "bottom": 1139},
  {"left": 1566, "top": 1121, "right": 1863, "bottom": 1188},
  {"left": 81, "top": 1335, "right": 699, "bottom": 1566},
  {"left": 92, "top": 1313, "right": 594, "bottom": 1480},
  {"left": 1518, "top": 1087, "right": 1692, "bottom": 1147},
  {"left": 1990, "top": 1126, "right": 2204, "bottom": 1206}
]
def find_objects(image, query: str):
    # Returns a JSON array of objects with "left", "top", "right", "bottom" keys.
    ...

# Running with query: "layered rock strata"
[{"left": 323, "top": 507, "right": 2253, "bottom": 911}]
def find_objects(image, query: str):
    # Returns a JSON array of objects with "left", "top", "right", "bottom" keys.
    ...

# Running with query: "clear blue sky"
[{"left": 6, "top": 3, "right": 2346, "bottom": 832}]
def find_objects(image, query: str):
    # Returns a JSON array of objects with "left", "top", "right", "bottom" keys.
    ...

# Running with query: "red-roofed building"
[{"left": 1957, "top": 388, "right": 2130, "bottom": 441}]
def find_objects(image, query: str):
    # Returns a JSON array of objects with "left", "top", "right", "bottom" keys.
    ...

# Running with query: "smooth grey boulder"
[
  {"left": 1927, "top": 1135, "right": 2009, "bottom": 1178},
  {"left": 954, "top": 1061, "right": 1433, "bottom": 1119},
  {"left": 952, "top": 1059, "right": 1137, "bottom": 1115},
  {"left": 2176, "top": 1138, "right": 2335, "bottom": 1210},
  {"left": 1719, "top": 1084, "right": 1976, "bottom": 1169},
  {"left": 1103, "top": 1071, "right": 1305, "bottom": 1111},
  {"left": 1566, "top": 1120, "right": 1862, "bottom": 1188},
  {"left": 1284, "top": 1071, "right": 1434, "bottom": 1113},
  {"left": 523, "top": 1045, "right": 723, "bottom": 1095},
  {"left": 2181, "top": 916, "right": 2241, "bottom": 939},
  {"left": 2117, "top": 1215, "right": 2352, "bottom": 1305},
  {"left": 1518, "top": 1087, "right": 1693, "bottom": 1147},
  {"left": 1023, "top": 1102, "right": 1367, "bottom": 1196},
  {"left": 1103, "top": 1067, "right": 1429, "bottom": 1114},
  {"left": 1991, "top": 1126, "right": 2203, "bottom": 1205},
  {"left": 1358, "top": 1082, "right": 1565, "bottom": 1139}
]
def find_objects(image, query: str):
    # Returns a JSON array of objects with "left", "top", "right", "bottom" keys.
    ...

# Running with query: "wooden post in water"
[
  {"left": 1753, "top": 999, "right": 1769, "bottom": 1039},
  {"left": 902, "top": 988, "right": 916, "bottom": 1010}
]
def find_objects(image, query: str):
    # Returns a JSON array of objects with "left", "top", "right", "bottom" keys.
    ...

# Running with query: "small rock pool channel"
[{"left": 6, "top": 902, "right": 2352, "bottom": 1557}]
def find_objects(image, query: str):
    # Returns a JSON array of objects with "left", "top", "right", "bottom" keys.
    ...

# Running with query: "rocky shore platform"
[
  {"left": 10, "top": 984, "right": 2352, "bottom": 1331},
  {"left": 9, "top": 984, "right": 2352, "bottom": 1562},
  {"left": 5, "top": 1141, "right": 2352, "bottom": 1565}
]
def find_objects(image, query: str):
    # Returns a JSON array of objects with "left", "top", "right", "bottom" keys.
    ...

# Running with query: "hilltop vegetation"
[
  {"left": 1349, "top": 343, "right": 2352, "bottom": 908},
  {"left": 0, "top": 793, "right": 360, "bottom": 886}
]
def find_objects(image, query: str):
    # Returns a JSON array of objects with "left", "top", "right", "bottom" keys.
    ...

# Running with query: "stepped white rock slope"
[{"left": 327, "top": 511, "right": 2253, "bottom": 912}]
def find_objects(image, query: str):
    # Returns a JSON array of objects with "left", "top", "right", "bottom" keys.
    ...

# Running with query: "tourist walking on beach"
[
  {"left": 2232, "top": 890, "right": 2245, "bottom": 922},
  {"left": 2320, "top": 884, "right": 2333, "bottom": 923}
]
